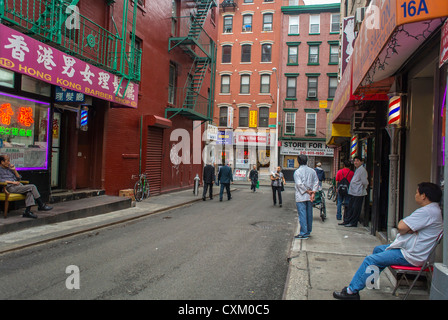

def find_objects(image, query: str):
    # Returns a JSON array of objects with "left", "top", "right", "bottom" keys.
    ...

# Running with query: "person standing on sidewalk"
[
  {"left": 314, "top": 162, "right": 325, "bottom": 189},
  {"left": 218, "top": 163, "right": 233, "bottom": 201},
  {"left": 248, "top": 165, "right": 258, "bottom": 193},
  {"left": 294, "top": 155, "right": 319, "bottom": 239},
  {"left": 271, "top": 166, "right": 285, "bottom": 207},
  {"left": 339, "top": 156, "right": 368, "bottom": 227},
  {"left": 202, "top": 162, "right": 215, "bottom": 201},
  {"left": 335, "top": 161, "right": 354, "bottom": 221},
  {"left": 0, "top": 155, "right": 53, "bottom": 219},
  {"left": 333, "top": 182, "right": 443, "bottom": 300}
]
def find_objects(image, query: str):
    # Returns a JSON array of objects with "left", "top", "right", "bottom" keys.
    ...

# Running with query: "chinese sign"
[
  {"left": 0, "top": 24, "right": 138, "bottom": 108},
  {"left": 55, "top": 86, "right": 85, "bottom": 102},
  {"left": 440, "top": 19, "right": 448, "bottom": 68},
  {"left": 249, "top": 110, "right": 257, "bottom": 128}
]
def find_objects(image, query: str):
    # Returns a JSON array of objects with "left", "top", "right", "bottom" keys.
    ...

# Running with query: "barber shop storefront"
[{"left": 0, "top": 23, "right": 139, "bottom": 200}]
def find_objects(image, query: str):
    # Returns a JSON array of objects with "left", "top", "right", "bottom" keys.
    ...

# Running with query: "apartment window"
[
  {"left": 168, "top": 62, "right": 177, "bottom": 104},
  {"left": 262, "top": 13, "right": 273, "bottom": 31},
  {"left": 309, "top": 14, "right": 320, "bottom": 34},
  {"left": 261, "top": 44, "right": 272, "bottom": 62},
  {"left": 307, "top": 76, "right": 318, "bottom": 99},
  {"left": 328, "top": 76, "right": 338, "bottom": 99},
  {"left": 259, "top": 107, "right": 269, "bottom": 127},
  {"left": 240, "top": 75, "right": 250, "bottom": 94},
  {"left": 287, "top": 45, "right": 298, "bottom": 65},
  {"left": 330, "top": 13, "right": 340, "bottom": 33},
  {"left": 241, "top": 44, "right": 252, "bottom": 63},
  {"left": 308, "top": 45, "right": 319, "bottom": 64},
  {"left": 223, "top": 16, "right": 233, "bottom": 33},
  {"left": 289, "top": 0, "right": 299, "bottom": 4},
  {"left": 220, "top": 75, "right": 230, "bottom": 93},
  {"left": 306, "top": 113, "right": 316, "bottom": 135},
  {"left": 222, "top": 45, "right": 232, "bottom": 63},
  {"left": 244, "top": 0, "right": 253, "bottom": 3},
  {"left": 239, "top": 107, "right": 249, "bottom": 127},
  {"left": 219, "top": 107, "right": 228, "bottom": 127},
  {"left": 260, "top": 74, "right": 270, "bottom": 93},
  {"left": 286, "top": 77, "right": 297, "bottom": 99},
  {"left": 285, "top": 112, "right": 296, "bottom": 134},
  {"left": 264, "top": 0, "right": 274, "bottom": 2},
  {"left": 242, "top": 14, "right": 253, "bottom": 32},
  {"left": 289, "top": 16, "right": 299, "bottom": 34},
  {"left": 329, "top": 44, "right": 339, "bottom": 64},
  {"left": 171, "top": 0, "right": 180, "bottom": 36}
]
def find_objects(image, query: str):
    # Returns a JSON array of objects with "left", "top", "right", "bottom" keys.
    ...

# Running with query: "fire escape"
[
  {"left": 167, "top": 0, "right": 217, "bottom": 122},
  {"left": 0, "top": 0, "right": 141, "bottom": 85}
]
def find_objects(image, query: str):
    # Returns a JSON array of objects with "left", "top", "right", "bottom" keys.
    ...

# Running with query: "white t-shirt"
[{"left": 387, "top": 202, "right": 443, "bottom": 266}]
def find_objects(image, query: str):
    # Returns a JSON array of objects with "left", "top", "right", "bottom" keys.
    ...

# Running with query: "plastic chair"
[{"left": 390, "top": 231, "right": 443, "bottom": 300}]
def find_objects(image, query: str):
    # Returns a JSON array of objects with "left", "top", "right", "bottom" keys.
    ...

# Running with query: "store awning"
[
  {"left": 351, "top": 0, "right": 448, "bottom": 96},
  {"left": 144, "top": 115, "right": 172, "bottom": 128},
  {"left": 326, "top": 121, "right": 351, "bottom": 146}
]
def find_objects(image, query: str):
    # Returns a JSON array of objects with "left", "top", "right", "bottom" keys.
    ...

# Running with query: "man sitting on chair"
[
  {"left": 0, "top": 155, "right": 52, "bottom": 219},
  {"left": 333, "top": 182, "right": 443, "bottom": 300}
]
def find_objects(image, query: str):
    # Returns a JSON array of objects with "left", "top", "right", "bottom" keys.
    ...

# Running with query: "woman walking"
[{"left": 271, "top": 166, "right": 285, "bottom": 207}]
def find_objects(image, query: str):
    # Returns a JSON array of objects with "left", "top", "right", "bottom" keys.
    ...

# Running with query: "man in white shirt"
[
  {"left": 333, "top": 182, "right": 443, "bottom": 300},
  {"left": 339, "top": 156, "right": 368, "bottom": 227},
  {"left": 293, "top": 155, "right": 320, "bottom": 239}
]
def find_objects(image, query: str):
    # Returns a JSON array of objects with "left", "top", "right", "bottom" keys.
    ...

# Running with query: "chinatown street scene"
[{"left": 0, "top": 0, "right": 447, "bottom": 306}]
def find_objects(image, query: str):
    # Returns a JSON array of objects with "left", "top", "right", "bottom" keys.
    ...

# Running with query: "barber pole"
[
  {"left": 350, "top": 135, "right": 358, "bottom": 158},
  {"left": 388, "top": 96, "right": 401, "bottom": 125}
]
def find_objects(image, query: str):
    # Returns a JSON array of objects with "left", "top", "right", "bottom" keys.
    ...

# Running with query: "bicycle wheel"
[
  {"left": 134, "top": 179, "right": 144, "bottom": 202},
  {"left": 327, "top": 186, "right": 334, "bottom": 200}
]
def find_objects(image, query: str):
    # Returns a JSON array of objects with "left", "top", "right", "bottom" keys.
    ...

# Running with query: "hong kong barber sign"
[
  {"left": 440, "top": 19, "right": 448, "bottom": 68},
  {"left": 0, "top": 24, "right": 138, "bottom": 108}
]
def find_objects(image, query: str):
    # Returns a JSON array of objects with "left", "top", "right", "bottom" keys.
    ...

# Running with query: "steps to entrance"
[{"left": 0, "top": 192, "right": 132, "bottom": 235}]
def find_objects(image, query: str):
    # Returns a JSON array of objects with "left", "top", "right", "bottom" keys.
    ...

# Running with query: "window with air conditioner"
[{"left": 307, "top": 77, "right": 318, "bottom": 99}]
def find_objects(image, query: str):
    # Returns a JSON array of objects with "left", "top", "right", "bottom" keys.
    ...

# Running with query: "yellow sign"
[
  {"left": 396, "top": 0, "right": 448, "bottom": 26},
  {"left": 269, "top": 112, "right": 277, "bottom": 118},
  {"left": 319, "top": 100, "right": 328, "bottom": 109},
  {"left": 249, "top": 110, "right": 257, "bottom": 127}
]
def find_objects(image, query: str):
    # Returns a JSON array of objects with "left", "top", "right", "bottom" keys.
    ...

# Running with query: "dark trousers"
[
  {"left": 343, "top": 195, "right": 365, "bottom": 225},
  {"left": 219, "top": 183, "right": 231, "bottom": 200},
  {"left": 202, "top": 183, "right": 213, "bottom": 199},
  {"left": 250, "top": 180, "right": 257, "bottom": 192},
  {"left": 272, "top": 186, "right": 282, "bottom": 205}
]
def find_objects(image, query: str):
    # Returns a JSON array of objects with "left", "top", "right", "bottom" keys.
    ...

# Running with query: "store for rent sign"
[
  {"left": 0, "top": 24, "right": 138, "bottom": 108},
  {"left": 280, "top": 141, "right": 334, "bottom": 157}
]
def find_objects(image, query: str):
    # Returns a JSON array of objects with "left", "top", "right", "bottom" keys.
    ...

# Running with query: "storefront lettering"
[
  {"left": 18, "top": 64, "right": 52, "bottom": 82},
  {"left": 0, "top": 126, "right": 32, "bottom": 137},
  {"left": 56, "top": 77, "right": 82, "bottom": 91}
]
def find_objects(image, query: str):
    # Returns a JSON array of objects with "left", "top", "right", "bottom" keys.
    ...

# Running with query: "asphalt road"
[{"left": 0, "top": 186, "right": 297, "bottom": 300}]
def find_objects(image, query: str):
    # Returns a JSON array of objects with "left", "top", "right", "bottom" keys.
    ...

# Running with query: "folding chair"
[{"left": 390, "top": 231, "right": 443, "bottom": 300}]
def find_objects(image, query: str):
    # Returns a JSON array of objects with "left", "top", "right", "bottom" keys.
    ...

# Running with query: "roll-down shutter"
[{"left": 146, "top": 127, "right": 163, "bottom": 195}]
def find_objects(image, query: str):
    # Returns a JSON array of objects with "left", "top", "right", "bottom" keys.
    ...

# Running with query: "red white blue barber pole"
[
  {"left": 388, "top": 96, "right": 401, "bottom": 125},
  {"left": 350, "top": 135, "right": 358, "bottom": 158}
]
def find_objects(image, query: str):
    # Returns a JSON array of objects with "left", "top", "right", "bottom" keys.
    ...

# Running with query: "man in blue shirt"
[
  {"left": 217, "top": 163, "right": 233, "bottom": 201},
  {"left": 0, "top": 155, "right": 52, "bottom": 219}
]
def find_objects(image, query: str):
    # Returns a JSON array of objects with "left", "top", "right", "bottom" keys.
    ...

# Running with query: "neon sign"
[
  {"left": 0, "top": 103, "right": 35, "bottom": 127},
  {"left": 18, "top": 107, "right": 34, "bottom": 127},
  {"left": 0, "top": 103, "right": 13, "bottom": 125}
]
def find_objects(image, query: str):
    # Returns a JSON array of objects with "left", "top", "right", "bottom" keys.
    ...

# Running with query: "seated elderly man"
[
  {"left": 0, "top": 155, "right": 52, "bottom": 219},
  {"left": 333, "top": 182, "right": 443, "bottom": 300}
]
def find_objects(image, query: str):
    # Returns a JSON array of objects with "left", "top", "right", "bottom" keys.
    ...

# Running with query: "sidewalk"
[{"left": 283, "top": 183, "right": 430, "bottom": 300}]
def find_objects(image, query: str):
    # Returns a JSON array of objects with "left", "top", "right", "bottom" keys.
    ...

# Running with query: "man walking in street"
[
  {"left": 294, "top": 155, "right": 320, "bottom": 239},
  {"left": 218, "top": 162, "right": 233, "bottom": 201},
  {"left": 202, "top": 162, "right": 215, "bottom": 201},
  {"left": 333, "top": 182, "right": 443, "bottom": 300},
  {"left": 248, "top": 165, "right": 258, "bottom": 192},
  {"left": 335, "top": 161, "right": 354, "bottom": 221},
  {"left": 339, "top": 156, "right": 368, "bottom": 227},
  {"left": 0, "top": 155, "right": 53, "bottom": 219}
]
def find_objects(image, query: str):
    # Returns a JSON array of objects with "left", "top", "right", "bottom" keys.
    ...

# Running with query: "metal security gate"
[{"left": 146, "top": 127, "right": 163, "bottom": 195}]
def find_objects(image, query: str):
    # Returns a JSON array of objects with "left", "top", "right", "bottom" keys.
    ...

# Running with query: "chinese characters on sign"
[{"left": 0, "top": 24, "right": 138, "bottom": 108}]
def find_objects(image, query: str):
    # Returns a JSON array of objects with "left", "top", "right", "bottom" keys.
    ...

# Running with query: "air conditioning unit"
[
  {"left": 308, "top": 90, "right": 317, "bottom": 98},
  {"left": 351, "top": 110, "right": 376, "bottom": 132}
]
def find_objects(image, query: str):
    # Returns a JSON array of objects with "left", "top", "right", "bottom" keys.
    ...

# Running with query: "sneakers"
[
  {"left": 333, "top": 287, "right": 360, "bottom": 300},
  {"left": 294, "top": 234, "right": 309, "bottom": 240}
]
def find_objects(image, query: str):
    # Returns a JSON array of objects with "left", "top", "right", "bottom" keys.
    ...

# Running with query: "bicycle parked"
[
  {"left": 133, "top": 173, "right": 150, "bottom": 202},
  {"left": 327, "top": 177, "right": 337, "bottom": 202}
]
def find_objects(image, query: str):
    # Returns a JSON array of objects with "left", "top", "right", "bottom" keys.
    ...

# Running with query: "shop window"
[
  {"left": 21, "top": 75, "right": 51, "bottom": 97},
  {"left": 0, "top": 68, "right": 14, "bottom": 88},
  {"left": 0, "top": 91, "right": 49, "bottom": 170}
]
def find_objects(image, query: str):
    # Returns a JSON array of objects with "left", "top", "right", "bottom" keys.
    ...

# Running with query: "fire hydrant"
[{"left": 193, "top": 174, "right": 200, "bottom": 196}]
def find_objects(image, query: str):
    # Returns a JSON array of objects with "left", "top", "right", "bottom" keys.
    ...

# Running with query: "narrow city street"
[{"left": 0, "top": 186, "right": 296, "bottom": 300}]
